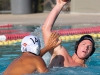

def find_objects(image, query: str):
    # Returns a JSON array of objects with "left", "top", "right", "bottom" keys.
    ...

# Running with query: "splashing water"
[{"left": 31, "top": 26, "right": 51, "bottom": 65}]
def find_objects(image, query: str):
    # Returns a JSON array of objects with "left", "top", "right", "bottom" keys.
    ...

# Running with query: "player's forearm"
[
  {"left": 42, "top": 4, "right": 63, "bottom": 32},
  {"left": 40, "top": 47, "right": 47, "bottom": 57},
  {"left": 42, "top": 4, "right": 64, "bottom": 45}
]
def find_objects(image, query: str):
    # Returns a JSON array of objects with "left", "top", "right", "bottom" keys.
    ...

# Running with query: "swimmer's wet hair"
[{"left": 75, "top": 35, "right": 95, "bottom": 57}]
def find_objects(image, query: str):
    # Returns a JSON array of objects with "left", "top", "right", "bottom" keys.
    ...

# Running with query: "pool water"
[{"left": 0, "top": 26, "right": 100, "bottom": 75}]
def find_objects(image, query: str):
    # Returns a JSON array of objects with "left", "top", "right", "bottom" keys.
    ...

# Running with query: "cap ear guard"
[
  {"left": 21, "top": 46, "right": 27, "bottom": 52},
  {"left": 75, "top": 41, "right": 78, "bottom": 54}
]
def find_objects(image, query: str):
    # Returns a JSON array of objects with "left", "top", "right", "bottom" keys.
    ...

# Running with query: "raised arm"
[
  {"left": 42, "top": 0, "right": 67, "bottom": 45},
  {"left": 41, "top": 0, "right": 71, "bottom": 67}
]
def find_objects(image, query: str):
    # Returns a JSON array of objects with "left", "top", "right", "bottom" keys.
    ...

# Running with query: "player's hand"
[
  {"left": 46, "top": 32, "right": 61, "bottom": 50},
  {"left": 56, "top": 0, "right": 71, "bottom": 6}
]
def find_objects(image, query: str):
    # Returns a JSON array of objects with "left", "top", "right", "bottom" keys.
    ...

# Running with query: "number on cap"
[{"left": 30, "top": 38, "right": 38, "bottom": 44}]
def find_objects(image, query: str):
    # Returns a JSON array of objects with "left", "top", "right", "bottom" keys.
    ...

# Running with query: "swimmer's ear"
[
  {"left": 75, "top": 41, "right": 78, "bottom": 50},
  {"left": 75, "top": 41, "right": 78, "bottom": 53}
]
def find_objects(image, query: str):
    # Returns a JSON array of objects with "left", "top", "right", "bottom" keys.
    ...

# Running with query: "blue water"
[{"left": 0, "top": 26, "right": 100, "bottom": 75}]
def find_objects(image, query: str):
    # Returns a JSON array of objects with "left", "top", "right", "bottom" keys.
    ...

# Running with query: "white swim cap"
[{"left": 21, "top": 35, "right": 41, "bottom": 55}]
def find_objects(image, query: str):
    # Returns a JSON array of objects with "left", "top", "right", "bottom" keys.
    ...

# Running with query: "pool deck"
[{"left": 0, "top": 12, "right": 100, "bottom": 27}]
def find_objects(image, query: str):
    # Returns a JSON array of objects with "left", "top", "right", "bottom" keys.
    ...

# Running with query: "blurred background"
[
  {"left": 0, "top": 0, "right": 100, "bottom": 14},
  {"left": 0, "top": 0, "right": 70, "bottom": 14}
]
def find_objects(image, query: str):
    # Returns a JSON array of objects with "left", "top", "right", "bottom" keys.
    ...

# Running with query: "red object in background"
[
  {"left": 5, "top": 32, "right": 30, "bottom": 40},
  {"left": 53, "top": 26, "right": 100, "bottom": 35},
  {"left": 0, "top": 30, "right": 19, "bottom": 34},
  {"left": 0, "top": 24, "right": 13, "bottom": 28}
]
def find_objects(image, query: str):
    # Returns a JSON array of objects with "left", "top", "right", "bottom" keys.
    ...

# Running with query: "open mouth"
[{"left": 82, "top": 51, "right": 86, "bottom": 53}]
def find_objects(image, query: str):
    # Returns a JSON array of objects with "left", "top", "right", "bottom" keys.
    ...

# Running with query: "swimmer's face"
[{"left": 77, "top": 40, "right": 93, "bottom": 59}]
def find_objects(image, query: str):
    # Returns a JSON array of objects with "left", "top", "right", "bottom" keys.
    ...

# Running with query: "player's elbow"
[{"left": 42, "top": 25, "right": 45, "bottom": 32}]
